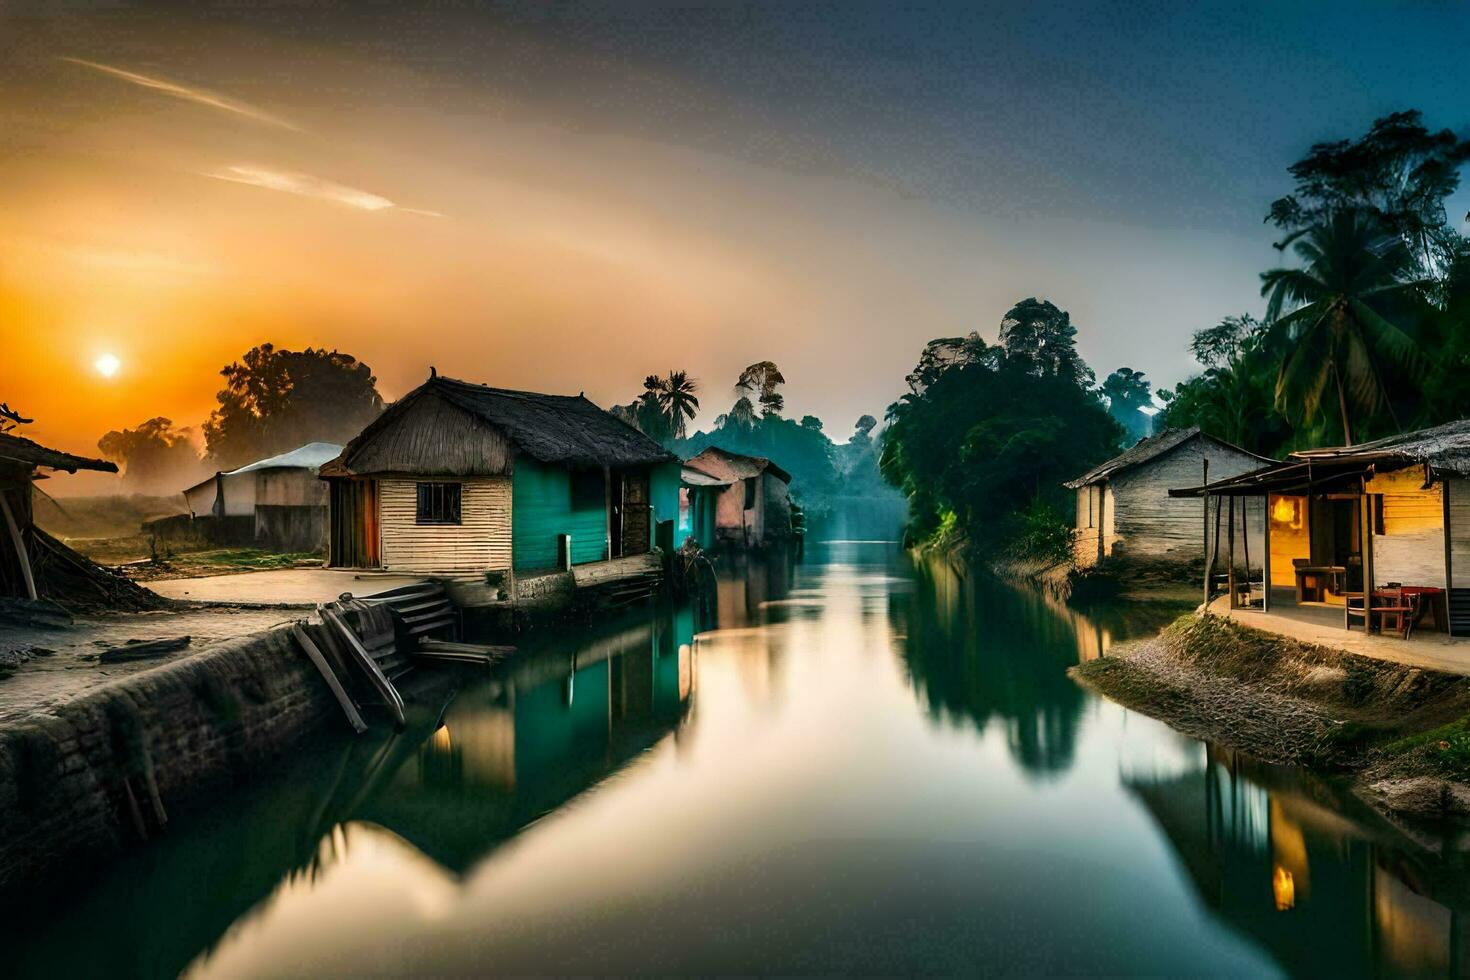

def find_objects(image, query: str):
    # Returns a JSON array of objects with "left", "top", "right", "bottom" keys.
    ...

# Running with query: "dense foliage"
[
  {"left": 880, "top": 301, "right": 1123, "bottom": 552},
  {"left": 203, "top": 345, "right": 384, "bottom": 468},
  {"left": 1160, "top": 111, "right": 1470, "bottom": 454}
]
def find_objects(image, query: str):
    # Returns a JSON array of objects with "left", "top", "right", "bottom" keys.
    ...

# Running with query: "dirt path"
[{"left": 0, "top": 607, "right": 303, "bottom": 727}]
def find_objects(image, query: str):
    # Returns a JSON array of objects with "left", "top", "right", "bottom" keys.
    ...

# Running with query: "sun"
[{"left": 94, "top": 353, "right": 121, "bottom": 378}]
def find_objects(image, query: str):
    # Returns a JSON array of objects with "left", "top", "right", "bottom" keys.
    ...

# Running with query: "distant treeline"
[{"left": 612, "top": 361, "right": 901, "bottom": 519}]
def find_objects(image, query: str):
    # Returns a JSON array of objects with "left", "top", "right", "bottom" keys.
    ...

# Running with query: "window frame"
[{"left": 415, "top": 481, "right": 463, "bottom": 526}]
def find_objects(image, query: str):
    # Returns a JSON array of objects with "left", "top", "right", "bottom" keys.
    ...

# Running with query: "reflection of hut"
[
  {"left": 1126, "top": 748, "right": 1467, "bottom": 977},
  {"left": 181, "top": 442, "right": 340, "bottom": 552},
  {"left": 354, "top": 615, "right": 693, "bottom": 873},
  {"left": 1065, "top": 427, "right": 1268, "bottom": 573},
  {"left": 685, "top": 447, "right": 792, "bottom": 547},
  {"left": 0, "top": 432, "right": 116, "bottom": 600}
]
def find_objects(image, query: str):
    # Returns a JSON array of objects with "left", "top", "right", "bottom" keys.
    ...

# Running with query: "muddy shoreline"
[{"left": 1071, "top": 614, "right": 1470, "bottom": 819}]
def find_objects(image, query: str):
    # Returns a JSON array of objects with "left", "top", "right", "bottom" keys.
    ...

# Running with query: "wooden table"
[{"left": 1295, "top": 565, "right": 1346, "bottom": 603}]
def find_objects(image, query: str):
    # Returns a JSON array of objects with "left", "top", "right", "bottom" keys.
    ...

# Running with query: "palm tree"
[
  {"left": 656, "top": 370, "right": 700, "bottom": 439},
  {"left": 1260, "top": 209, "right": 1430, "bottom": 444}
]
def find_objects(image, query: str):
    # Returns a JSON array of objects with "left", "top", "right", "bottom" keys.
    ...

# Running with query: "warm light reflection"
[{"left": 1273, "top": 864, "right": 1295, "bottom": 911}]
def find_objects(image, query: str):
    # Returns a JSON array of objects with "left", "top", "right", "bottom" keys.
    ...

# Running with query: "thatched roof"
[
  {"left": 324, "top": 374, "right": 675, "bottom": 478},
  {"left": 1291, "top": 418, "right": 1470, "bottom": 476},
  {"left": 687, "top": 447, "right": 792, "bottom": 484},
  {"left": 1170, "top": 418, "right": 1470, "bottom": 498},
  {"left": 1063, "top": 427, "right": 1268, "bottom": 489},
  {"left": 0, "top": 432, "right": 117, "bottom": 475}
]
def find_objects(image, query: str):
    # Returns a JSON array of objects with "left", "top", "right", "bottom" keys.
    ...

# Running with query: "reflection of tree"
[{"left": 892, "top": 555, "right": 1085, "bottom": 777}]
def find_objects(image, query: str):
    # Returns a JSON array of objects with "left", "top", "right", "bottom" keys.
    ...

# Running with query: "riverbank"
[{"left": 1071, "top": 614, "right": 1470, "bottom": 817}]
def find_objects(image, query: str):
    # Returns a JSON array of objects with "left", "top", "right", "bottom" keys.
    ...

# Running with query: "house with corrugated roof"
[
  {"left": 1064, "top": 427, "right": 1268, "bottom": 571},
  {"left": 181, "top": 441, "right": 341, "bottom": 552}
]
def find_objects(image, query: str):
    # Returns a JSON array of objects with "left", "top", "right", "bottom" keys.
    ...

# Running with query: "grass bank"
[{"left": 1072, "top": 614, "right": 1470, "bottom": 818}]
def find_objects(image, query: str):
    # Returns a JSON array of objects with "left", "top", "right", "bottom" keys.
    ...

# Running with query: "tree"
[
  {"left": 1260, "top": 210, "right": 1430, "bottom": 444},
  {"left": 882, "top": 349, "right": 1121, "bottom": 551},
  {"left": 881, "top": 303, "right": 1120, "bottom": 552},
  {"left": 1100, "top": 368, "right": 1152, "bottom": 440},
  {"left": 904, "top": 333, "right": 992, "bottom": 394},
  {"left": 736, "top": 361, "right": 786, "bottom": 415},
  {"left": 1157, "top": 315, "right": 1290, "bottom": 455},
  {"left": 612, "top": 375, "right": 675, "bottom": 443},
  {"left": 998, "top": 298, "right": 1094, "bottom": 386},
  {"left": 203, "top": 345, "right": 383, "bottom": 468},
  {"left": 1267, "top": 110, "right": 1470, "bottom": 276},
  {"left": 656, "top": 370, "right": 700, "bottom": 439},
  {"left": 98, "top": 417, "right": 203, "bottom": 494},
  {"left": 800, "top": 415, "right": 823, "bottom": 431},
  {"left": 854, "top": 415, "right": 878, "bottom": 440}
]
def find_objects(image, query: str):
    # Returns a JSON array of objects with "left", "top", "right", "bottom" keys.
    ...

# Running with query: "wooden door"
[
  {"left": 622, "top": 471, "right": 651, "bottom": 556},
  {"left": 330, "top": 478, "right": 380, "bottom": 568}
]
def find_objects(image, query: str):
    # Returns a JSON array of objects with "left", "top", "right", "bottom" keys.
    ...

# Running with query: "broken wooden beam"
[{"left": 292, "top": 625, "right": 369, "bottom": 734}]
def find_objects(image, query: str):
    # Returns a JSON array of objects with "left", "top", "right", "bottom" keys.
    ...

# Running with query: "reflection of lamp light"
[
  {"left": 1273, "top": 865, "right": 1295, "bottom": 910},
  {"left": 431, "top": 724, "right": 452, "bottom": 754}
]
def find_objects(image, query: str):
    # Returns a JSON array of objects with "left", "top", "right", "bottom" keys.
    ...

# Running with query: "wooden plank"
[
  {"left": 319, "top": 604, "right": 405, "bottom": 728},
  {"left": 0, "top": 493, "right": 36, "bottom": 601},
  {"left": 292, "top": 625, "right": 368, "bottom": 734},
  {"left": 379, "top": 475, "right": 511, "bottom": 573}
]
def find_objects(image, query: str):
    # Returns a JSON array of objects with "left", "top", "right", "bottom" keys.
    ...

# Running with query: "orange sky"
[{"left": 1, "top": 4, "right": 1262, "bottom": 494}]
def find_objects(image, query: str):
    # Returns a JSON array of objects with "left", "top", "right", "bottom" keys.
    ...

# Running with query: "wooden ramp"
[{"left": 292, "top": 580, "right": 516, "bottom": 733}]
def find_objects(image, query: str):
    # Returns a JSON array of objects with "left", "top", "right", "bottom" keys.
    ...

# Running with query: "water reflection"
[
  {"left": 1126, "top": 744, "right": 1470, "bottom": 978},
  {"left": 894, "top": 553, "right": 1184, "bottom": 777},
  {"left": 8, "top": 538, "right": 1470, "bottom": 976}
]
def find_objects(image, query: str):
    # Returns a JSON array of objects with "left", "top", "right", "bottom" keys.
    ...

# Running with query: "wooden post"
[
  {"left": 1262, "top": 494, "right": 1272, "bottom": 612},
  {"left": 0, "top": 491, "right": 37, "bottom": 601},
  {"left": 1201, "top": 459, "right": 1211, "bottom": 611},
  {"left": 1444, "top": 477, "right": 1454, "bottom": 594},
  {"left": 1361, "top": 479, "right": 1375, "bottom": 631},
  {"left": 1227, "top": 495, "right": 1237, "bottom": 610},
  {"left": 1240, "top": 493, "right": 1251, "bottom": 607},
  {"left": 603, "top": 465, "right": 613, "bottom": 561}
]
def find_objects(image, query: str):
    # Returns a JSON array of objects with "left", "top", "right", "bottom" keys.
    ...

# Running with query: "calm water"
[{"left": 9, "top": 537, "right": 1470, "bottom": 976}]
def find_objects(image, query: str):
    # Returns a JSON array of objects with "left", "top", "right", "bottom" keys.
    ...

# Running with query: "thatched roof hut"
[{"left": 322, "top": 374, "right": 674, "bottom": 478}]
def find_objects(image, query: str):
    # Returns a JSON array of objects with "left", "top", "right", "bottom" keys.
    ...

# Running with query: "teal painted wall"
[
  {"left": 649, "top": 462, "right": 681, "bottom": 551},
  {"left": 512, "top": 457, "right": 607, "bottom": 571},
  {"left": 675, "top": 483, "right": 719, "bottom": 549}
]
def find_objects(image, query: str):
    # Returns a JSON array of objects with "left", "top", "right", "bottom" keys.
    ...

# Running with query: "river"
[{"left": 7, "top": 536, "right": 1470, "bottom": 976}]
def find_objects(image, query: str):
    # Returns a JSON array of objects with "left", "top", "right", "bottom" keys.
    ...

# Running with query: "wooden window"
[
  {"left": 570, "top": 469, "right": 604, "bottom": 511},
  {"left": 415, "top": 482, "right": 462, "bottom": 525}
]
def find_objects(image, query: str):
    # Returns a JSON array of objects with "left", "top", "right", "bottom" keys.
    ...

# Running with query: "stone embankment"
[
  {"left": 0, "top": 624, "right": 336, "bottom": 896},
  {"left": 1071, "top": 614, "right": 1470, "bottom": 817}
]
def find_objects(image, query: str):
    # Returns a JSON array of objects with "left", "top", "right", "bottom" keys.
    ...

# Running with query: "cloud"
[
  {"left": 62, "top": 57, "right": 301, "bottom": 131},
  {"left": 204, "top": 165, "right": 441, "bottom": 216}
]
